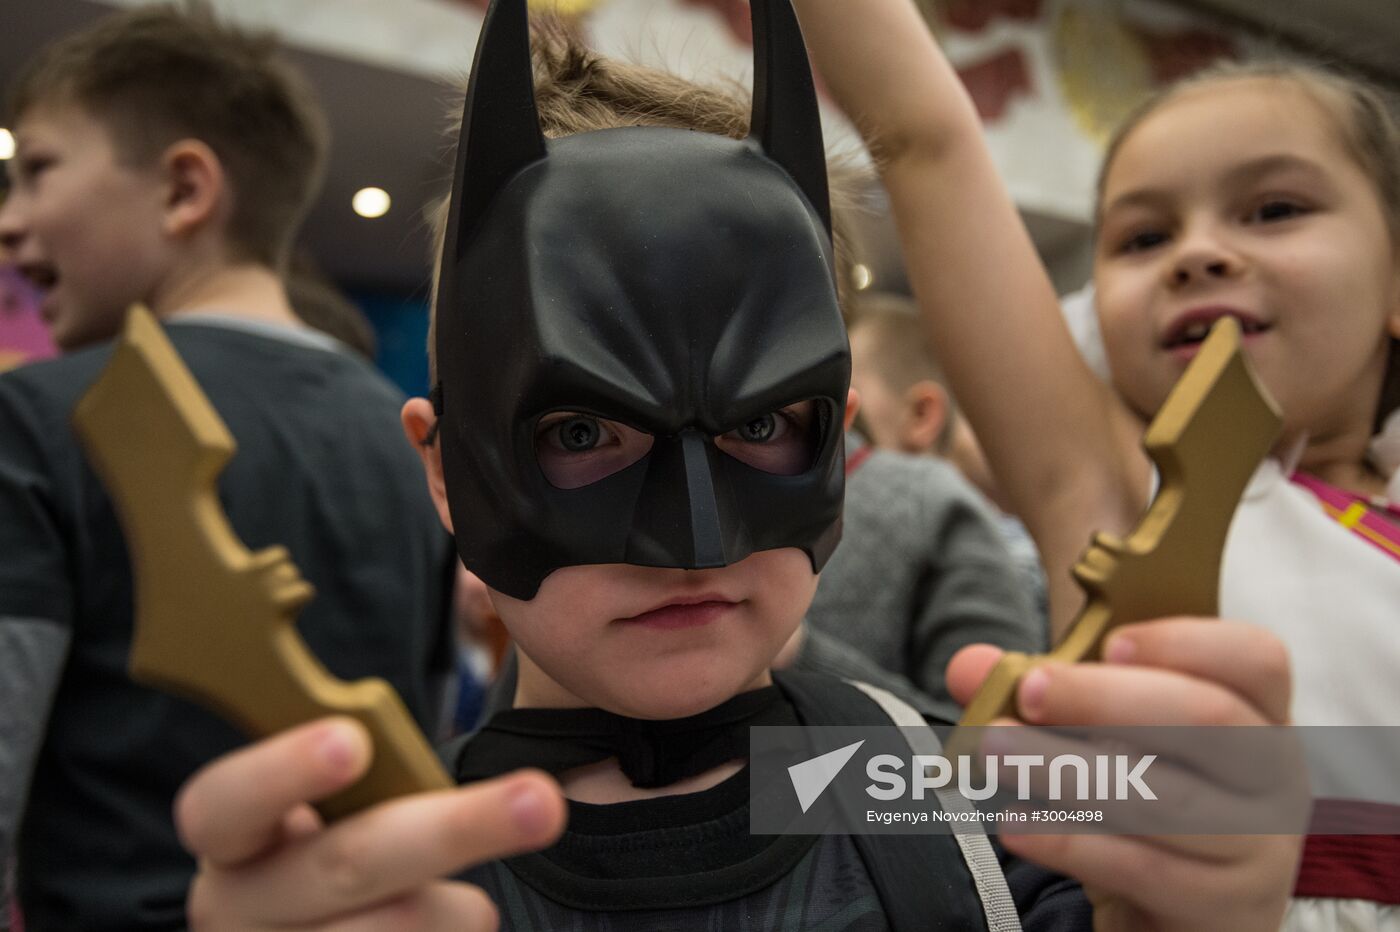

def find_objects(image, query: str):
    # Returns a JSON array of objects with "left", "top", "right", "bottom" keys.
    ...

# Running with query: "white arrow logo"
[{"left": 788, "top": 740, "right": 865, "bottom": 813}]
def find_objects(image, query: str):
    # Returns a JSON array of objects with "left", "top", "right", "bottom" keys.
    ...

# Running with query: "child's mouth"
[
  {"left": 620, "top": 598, "right": 737, "bottom": 630},
  {"left": 18, "top": 262, "right": 60, "bottom": 317},
  {"left": 1161, "top": 309, "right": 1270, "bottom": 352}
]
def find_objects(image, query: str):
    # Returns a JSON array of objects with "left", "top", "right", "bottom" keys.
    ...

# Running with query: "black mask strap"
[{"left": 454, "top": 686, "right": 795, "bottom": 788}]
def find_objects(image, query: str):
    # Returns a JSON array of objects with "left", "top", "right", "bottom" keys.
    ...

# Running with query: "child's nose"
[
  {"left": 0, "top": 197, "right": 28, "bottom": 256},
  {"left": 1165, "top": 233, "right": 1240, "bottom": 288},
  {"left": 1170, "top": 258, "right": 1231, "bottom": 286}
]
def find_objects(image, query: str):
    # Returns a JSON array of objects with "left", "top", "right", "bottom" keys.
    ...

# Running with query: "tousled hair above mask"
[{"left": 433, "top": 0, "right": 850, "bottom": 600}]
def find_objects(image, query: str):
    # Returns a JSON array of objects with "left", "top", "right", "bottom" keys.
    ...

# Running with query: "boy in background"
[
  {"left": 805, "top": 289, "right": 1045, "bottom": 718},
  {"left": 0, "top": 7, "right": 452, "bottom": 928},
  {"left": 844, "top": 291, "right": 1050, "bottom": 624}
]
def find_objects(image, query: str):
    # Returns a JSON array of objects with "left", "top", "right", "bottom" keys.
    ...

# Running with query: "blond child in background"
[{"left": 845, "top": 291, "right": 1047, "bottom": 617}]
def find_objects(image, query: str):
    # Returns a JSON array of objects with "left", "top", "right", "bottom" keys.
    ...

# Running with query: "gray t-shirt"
[{"left": 806, "top": 439, "right": 1045, "bottom": 720}]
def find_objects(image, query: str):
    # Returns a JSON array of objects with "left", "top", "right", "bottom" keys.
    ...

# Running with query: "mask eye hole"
[
  {"left": 535, "top": 412, "right": 654, "bottom": 489},
  {"left": 715, "top": 399, "right": 825, "bottom": 476}
]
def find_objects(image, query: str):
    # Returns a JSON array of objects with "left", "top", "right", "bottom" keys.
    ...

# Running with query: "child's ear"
[
  {"left": 401, "top": 397, "right": 454, "bottom": 533},
  {"left": 1387, "top": 253, "right": 1400, "bottom": 338},
  {"left": 843, "top": 388, "right": 861, "bottom": 431},
  {"left": 160, "top": 139, "right": 226, "bottom": 240},
  {"left": 901, "top": 379, "right": 948, "bottom": 454}
]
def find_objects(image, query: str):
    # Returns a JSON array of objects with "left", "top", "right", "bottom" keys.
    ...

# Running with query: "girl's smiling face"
[{"left": 1093, "top": 77, "right": 1400, "bottom": 452}]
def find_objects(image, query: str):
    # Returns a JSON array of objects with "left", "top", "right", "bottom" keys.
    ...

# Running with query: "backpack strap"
[{"left": 848, "top": 680, "right": 1023, "bottom": 932}]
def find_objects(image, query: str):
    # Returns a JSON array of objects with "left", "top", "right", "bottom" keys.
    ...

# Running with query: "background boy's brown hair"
[
  {"left": 7, "top": 3, "right": 329, "bottom": 271},
  {"left": 426, "top": 18, "right": 864, "bottom": 383}
]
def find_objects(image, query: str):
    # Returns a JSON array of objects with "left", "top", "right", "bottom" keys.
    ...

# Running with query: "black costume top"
[{"left": 444, "top": 670, "right": 1092, "bottom": 931}]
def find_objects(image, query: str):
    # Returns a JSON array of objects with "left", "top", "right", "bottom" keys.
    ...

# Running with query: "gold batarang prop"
[
  {"left": 73, "top": 306, "right": 452, "bottom": 820},
  {"left": 949, "top": 316, "right": 1281, "bottom": 755}
]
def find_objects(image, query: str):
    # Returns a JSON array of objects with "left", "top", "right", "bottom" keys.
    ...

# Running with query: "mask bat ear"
[
  {"left": 442, "top": 0, "right": 547, "bottom": 272},
  {"left": 748, "top": 0, "right": 831, "bottom": 235}
]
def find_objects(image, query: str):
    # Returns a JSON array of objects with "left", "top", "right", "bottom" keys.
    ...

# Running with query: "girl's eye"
[
  {"left": 1117, "top": 229, "right": 1168, "bottom": 254},
  {"left": 535, "top": 412, "right": 653, "bottom": 490},
  {"left": 1249, "top": 200, "right": 1307, "bottom": 223},
  {"left": 715, "top": 400, "right": 823, "bottom": 476}
]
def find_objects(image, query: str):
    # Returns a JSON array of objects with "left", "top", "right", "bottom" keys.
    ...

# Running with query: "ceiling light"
[
  {"left": 352, "top": 186, "right": 391, "bottom": 219},
  {"left": 0, "top": 129, "right": 14, "bottom": 161},
  {"left": 852, "top": 263, "right": 873, "bottom": 291}
]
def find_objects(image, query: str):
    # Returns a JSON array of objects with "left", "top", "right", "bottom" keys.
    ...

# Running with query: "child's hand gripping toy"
[
  {"left": 950, "top": 315, "right": 1281, "bottom": 751},
  {"left": 72, "top": 306, "right": 453, "bottom": 820}
]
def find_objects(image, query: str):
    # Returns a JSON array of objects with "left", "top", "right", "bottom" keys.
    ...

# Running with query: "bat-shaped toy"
[
  {"left": 73, "top": 307, "right": 452, "bottom": 820},
  {"left": 949, "top": 316, "right": 1281, "bottom": 756}
]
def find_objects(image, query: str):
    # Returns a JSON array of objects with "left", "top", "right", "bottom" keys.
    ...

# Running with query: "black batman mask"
[{"left": 434, "top": 0, "right": 849, "bottom": 600}]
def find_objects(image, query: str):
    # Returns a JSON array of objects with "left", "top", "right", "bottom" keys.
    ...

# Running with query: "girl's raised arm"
[{"left": 793, "top": 0, "right": 1149, "bottom": 631}]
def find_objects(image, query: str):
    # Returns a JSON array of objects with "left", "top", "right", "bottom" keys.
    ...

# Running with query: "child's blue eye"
[
  {"left": 535, "top": 411, "right": 654, "bottom": 490},
  {"left": 715, "top": 401, "right": 821, "bottom": 475},
  {"left": 739, "top": 414, "right": 777, "bottom": 443},
  {"left": 558, "top": 416, "right": 601, "bottom": 452}
]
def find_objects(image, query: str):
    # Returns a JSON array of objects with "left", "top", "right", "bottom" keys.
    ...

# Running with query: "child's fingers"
[
  {"left": 1003, "top": 832, "right": 1193, "bottom": 917},
  {"left": 945, "top": 643, "right": 1005, "bottom": 707},
  {"left": 1001, "top": 832, "right": 1295, "bottom": 932},
  {"left": 982, "top": 724, "right": 1290, "bottom": 840},
  {"left": 1103, "top": 619, "right": 1291, "bottom": 724},
  {"left": 188, "top": 881, "right": 500, "bottom": 932},
  {"left": 948, "top": 619, "right": 1290, "bottom": 724},
  {"left": 296, "top": 882, "right": 500, "bottom": 932},
  {"left": 176, "top": 718, "right": 370, "bottom": 867},
  {"left": 1015, "top": 661, "right": 1267, "bottom": 728},
  {"left": 197, "top": 770, "right": 564, "bottom": 925}
]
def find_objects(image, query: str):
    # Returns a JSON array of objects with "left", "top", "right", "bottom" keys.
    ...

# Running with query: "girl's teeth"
[{"left": 1172, "top": 317, "right": 1266, "bottom": 347}]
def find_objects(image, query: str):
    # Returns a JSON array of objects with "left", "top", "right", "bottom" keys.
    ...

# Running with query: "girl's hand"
[
  {"left": 948, "top": 618, "right": 1303, "bottom": 932},
  {"left": 175, "top": 717, "right": 566, "bottom": 930}
]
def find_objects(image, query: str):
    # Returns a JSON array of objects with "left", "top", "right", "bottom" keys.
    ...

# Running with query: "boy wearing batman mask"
[{"left": 172, "top": 1, "right": 1300, "bottom": 928}]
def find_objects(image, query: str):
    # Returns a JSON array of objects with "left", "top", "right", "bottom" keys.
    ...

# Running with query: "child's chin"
[{"left": 596, "top": 668, "right": 768, "bottom": 721}]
